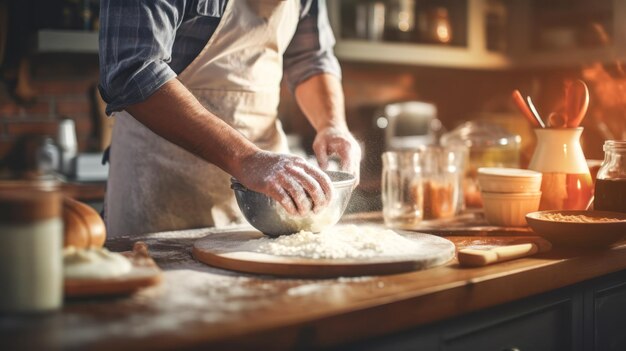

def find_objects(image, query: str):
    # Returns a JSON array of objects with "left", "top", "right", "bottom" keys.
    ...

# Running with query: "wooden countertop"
[
  {"left": 61, "top": 181, "right": 106, "bottom": 201},
  {"left": 2, "top": 217, "right": 626, "bottom": 350}
]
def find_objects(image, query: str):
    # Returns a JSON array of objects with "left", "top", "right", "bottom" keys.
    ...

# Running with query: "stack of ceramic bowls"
[{"left": 477, "top": 168, "right": 542, "bottom": 227}]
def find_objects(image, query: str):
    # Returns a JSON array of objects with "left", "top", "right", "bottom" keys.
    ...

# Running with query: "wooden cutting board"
[
  {"left": 65, "top": 242, "right": 162, "bottom": 297},
  {"left": 192, "top": 228, "right": 456, "bottom": 278}
]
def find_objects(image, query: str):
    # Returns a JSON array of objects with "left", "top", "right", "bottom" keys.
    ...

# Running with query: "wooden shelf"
[
  {"left": 335, "top": 40, "right": 511, "bottom": 69},
  {"left": 37, "top": 29, "right": 98, "bottom": 53},
  {"left": 330, "top": 0, "right": 626, "bottom": 70}
]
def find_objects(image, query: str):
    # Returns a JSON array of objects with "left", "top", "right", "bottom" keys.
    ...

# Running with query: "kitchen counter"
[
  {"left": 61, "top": 181, "right": 106, "bottom": 202},
  {"left": 2, "top": 215, "right": 626, "bottom": 350}
]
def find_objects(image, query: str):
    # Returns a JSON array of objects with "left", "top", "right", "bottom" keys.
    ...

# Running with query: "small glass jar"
[
  {"left": 594, "top": 140, "right": 626, "bottom": 213},
  {"left": 382, "top": 151, "right": 423, "bottom": 229},
  {"left": 382, "top": 146, "right": 464, "bottom": 229},
  {"left": 441, "top": 121, "right": 521, "bottom": 208},
  {"left": 0, "top": 190, "right": 63, "bottom": 313}
]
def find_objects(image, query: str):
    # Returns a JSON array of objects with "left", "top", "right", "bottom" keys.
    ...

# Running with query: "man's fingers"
[
  {"left": 327, "top": 139, "right": 361, "bottom": 173},
  {"left": 267, "top": 183, "right": 298, "bottom": 216},
  {"left": 314, "top": 142, "right": 329, "bottom": 170},
  {"left": 287, "top": 165, "right": 329, "bottom": 213},
  {"left": 299, "top": 162, "right": 333, "bottom": 205},
  {"left": 279, "top": 173, "right": 312, "bottom": 216}
]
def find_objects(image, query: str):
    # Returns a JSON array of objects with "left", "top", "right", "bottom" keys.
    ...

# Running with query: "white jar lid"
[{"left": 478, "top": 167, "right": 542, "bottom": 178}]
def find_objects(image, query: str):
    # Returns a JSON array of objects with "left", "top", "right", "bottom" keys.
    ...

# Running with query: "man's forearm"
[
  {"left": 125, "top": 78, "right": 259, "bottom": 178},
  {"left": 294, "top": 73, "right": 361, "bottom": 179},
  {"left": 294, "top": 73, "right": 347, "bottom": 131}
]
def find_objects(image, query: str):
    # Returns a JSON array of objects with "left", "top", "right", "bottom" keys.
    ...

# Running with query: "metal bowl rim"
[{"left": 231, "top": 170, "right": 355, "bottom": 192}]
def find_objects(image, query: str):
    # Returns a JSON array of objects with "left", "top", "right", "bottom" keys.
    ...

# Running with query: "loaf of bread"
[{"left": 63, "top": 197, "right": 106, "bottom": 248}]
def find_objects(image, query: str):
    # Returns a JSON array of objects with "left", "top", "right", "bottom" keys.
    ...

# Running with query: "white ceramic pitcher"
[{"left": 528, "top": 127, "right": 593, "bottom": 210}]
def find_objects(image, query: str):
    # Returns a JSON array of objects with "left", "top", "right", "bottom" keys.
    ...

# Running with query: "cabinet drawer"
[
  {"left": 443, "top": 298, "right": 575, "bottom": 351},
  {"left": 592, "top": 280, "right": 626, "bottom": 351}
]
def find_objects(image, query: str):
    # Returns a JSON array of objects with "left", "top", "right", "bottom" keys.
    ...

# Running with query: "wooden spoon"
[
  {"left": 567, "top": 80, "right": 589, "bottom": 127},
  {"left": 548, "top": 112, "right": 568, "bottom": 128},
  {"left": 458, "top": 238, "right": 552, "bottom": 267},
  {"left": 511, "top": 90, "right": 541, "bottom": 128}
]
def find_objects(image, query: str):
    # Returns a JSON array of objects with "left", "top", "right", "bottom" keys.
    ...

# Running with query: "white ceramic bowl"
[
  {"left": 477, "top": 168, "right": 542, "bottom": 193},
  {"left": 482, "top": 191, "right": 542, "bottom": 227}
]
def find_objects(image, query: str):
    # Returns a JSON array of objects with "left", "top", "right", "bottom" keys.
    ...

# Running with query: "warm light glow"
[
  {"left": 436, "top": 22, "right": 451, "bottom": 43},
  {"left": 577, "top": 178, "right": 582, "bottom": 190},
  {"left": 398, "top": 13, "right": 410, "bottom": 32},
  {"left": 376, "top": 117, "right": 389, "bottom": 129}
]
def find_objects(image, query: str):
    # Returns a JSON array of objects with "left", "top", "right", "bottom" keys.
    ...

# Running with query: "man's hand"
[
  {"left": 237, "top": 151, "right": 333, "bottom": 216},
  {"left": 294, "top": 73, "right": 361, "bottom": 185},
  {"left": 313, "top": 126, "right": 361, "bottom": 185}
]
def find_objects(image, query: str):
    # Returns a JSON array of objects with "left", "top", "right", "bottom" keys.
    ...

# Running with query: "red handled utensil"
[
  {"left": 567, "top": 80, "right": 589, "bottom": 127},
  {"left": 512, "top": 90, "right": 542, "bottom": 128},
  {"left": 563, "top": 80, "right": 573, "bottom": 126}
]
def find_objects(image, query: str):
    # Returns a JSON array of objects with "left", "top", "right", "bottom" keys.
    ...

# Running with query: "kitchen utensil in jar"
[
  {"left": 526, "top": 96, "right": 546, "bottom": 128},
  {"left": 566, "top": 80, "right": 589, "bottom": 128},
  {"left": 529, "top": 128, "right": 593, "bottom": 210},
  {"left": 594, "top": 140, "right": 626, "bottom": 213},
  {"left": 547, "top": 112, "right": 568, "bottom": 128},
  {"left": 511, "top": 90, "right": 541, "bottom": 128}
]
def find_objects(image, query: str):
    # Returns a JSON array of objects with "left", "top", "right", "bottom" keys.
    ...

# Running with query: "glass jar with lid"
[
  {"left": 441, "top": 121, "right": 521, "bottom": 207},
  {"left": 594, "top": 140, "right": 626, "bottom": 213},
  {"left": 0, "top": 189, "right": 63, "bottom": 312}
]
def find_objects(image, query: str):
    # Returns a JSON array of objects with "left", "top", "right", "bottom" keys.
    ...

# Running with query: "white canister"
[
  {"left": 57, "top": 119, "right": 78, "bottom": 176},
  {"left": 0, "top": 190, "right": 63, "bottom": 313}
]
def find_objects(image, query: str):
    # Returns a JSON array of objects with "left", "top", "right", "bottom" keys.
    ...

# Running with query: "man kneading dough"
[{"left": 99, "top": 0, "right": 361, "bottom": 236}]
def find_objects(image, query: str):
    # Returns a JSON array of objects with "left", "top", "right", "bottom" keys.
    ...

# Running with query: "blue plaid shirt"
[{"left": 99, "top": 0, "right": 341, "bottom": 115}]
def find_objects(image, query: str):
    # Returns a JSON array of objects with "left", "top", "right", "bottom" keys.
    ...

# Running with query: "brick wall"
[{"left": 0, "top": 54, "right": 100, "bottom": 161}]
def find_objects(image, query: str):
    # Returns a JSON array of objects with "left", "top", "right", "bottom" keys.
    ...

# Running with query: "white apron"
[{"left": 106, "top": 0, "right": 300, "bottom": 237}]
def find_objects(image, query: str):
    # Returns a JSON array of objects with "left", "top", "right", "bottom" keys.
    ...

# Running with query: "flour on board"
[{"left": 244, "top": 224, "right": 427, "bottom": 259}]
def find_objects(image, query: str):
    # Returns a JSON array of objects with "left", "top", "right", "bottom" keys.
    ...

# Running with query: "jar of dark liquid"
[{"left": 595, "top": 140, "right": 626, "bottom": 213}]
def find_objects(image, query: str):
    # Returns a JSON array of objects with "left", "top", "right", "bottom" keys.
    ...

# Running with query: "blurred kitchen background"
[{"left": 1, "top": 0, "right": 625, "bottom": 213}]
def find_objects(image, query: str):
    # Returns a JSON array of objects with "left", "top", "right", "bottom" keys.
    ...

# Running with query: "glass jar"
[
  {"left": 418, "top": 7, "right": 452, "bottom": 44},
  {"left": 441, "top": 121, "right": 521, "bottom": 207},
  {"left": 382, "top": 146, "right": 464, "bottom": 229},
  {"left": 382, "top": 151, "right": 423, "bottom": 229},
  {"left": 594, "top": 140, "right": 626, "bottom": 213},
  {"left": 385, "top": 0, "right": 415, "bottom": 42},
  {"left": 0, "top": 190, "right": 63, "bottom": 313}
]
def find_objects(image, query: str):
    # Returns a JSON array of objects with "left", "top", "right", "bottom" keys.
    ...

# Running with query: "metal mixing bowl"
[{"left": 231, "top": 171, "right": 356, "bottom": 237}]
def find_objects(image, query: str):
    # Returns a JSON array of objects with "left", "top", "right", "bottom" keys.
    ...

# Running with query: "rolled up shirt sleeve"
[
  {"left": 283, "top": 0, "right": 342, "bottom": 92},
  {"left": 98, "top": 0, "right": 183, "bottom": 115}
]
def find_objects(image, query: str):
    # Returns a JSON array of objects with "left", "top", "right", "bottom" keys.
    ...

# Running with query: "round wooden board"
[
  {"left": 64, "top": 243, "right": 162, "bottom": 297},
  {"left": 192, "top": 228, "right": 456, "bottom": 278}
]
